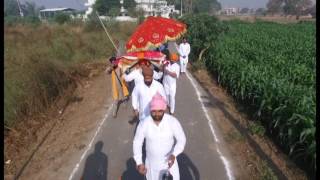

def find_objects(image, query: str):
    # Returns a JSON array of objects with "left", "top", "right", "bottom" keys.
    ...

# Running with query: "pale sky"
[
  {"left": 219, "top": 0, "right": 268, "bottom": 9},
  {"left": 20, "top": 0, "right": 315, "bottom": 10}
]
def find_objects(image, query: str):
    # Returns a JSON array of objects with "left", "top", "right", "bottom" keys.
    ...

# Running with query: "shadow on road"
[
  {"left": 121, "top": 158, "right": 145, "bottom": 180},
  {"left": 177, "top": 153, "right": 200, "bottom": 180},
  {"left": 81, "top": 141, "right": 108, "bottom": 180}
]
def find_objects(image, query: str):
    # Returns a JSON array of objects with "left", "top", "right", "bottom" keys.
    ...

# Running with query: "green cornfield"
[{"left": 205, "top": 20, "right": 316, "bottom": 175}]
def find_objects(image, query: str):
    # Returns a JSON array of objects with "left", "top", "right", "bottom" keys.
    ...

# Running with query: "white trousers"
[
  {"left": 180, "top": 57, "right": 188, "bottom": 72},
  {"left": 145, "top": 157, "right": 180, "bottom": 180},
  {"left": 163, "top": 83, "right": 176, "bottom": 114}
]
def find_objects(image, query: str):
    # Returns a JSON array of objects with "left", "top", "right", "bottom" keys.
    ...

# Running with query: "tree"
[
  {"left": 266, "top": 0, "right": 283, "bottom": 15},
  {"left": 123, "top": 0, "right": 136, "bottom": 10},
  {"left": 305, "top": 4, "right": 316, "bottom": 17},
  {"left": 22, "top": 1, "right": 38, "bottom": 17},
  {"left": 256, "top": 8, "right": 267, "bottom": 15},
  {"left": 109, "top": 7, "right": 120, "bottom": 17},
  {"left": 240, "top": 7, "right": 250, "bottom": 14},
  {"left": 192, "top": 0, "right": 221, "bottom": 14},
  {"left": 4, "top": 0, "right": 20, "bottom": 17},
  {"left": 93, "top": 0, "right": 121, "bottom": 16},
  {"left": 266, "top": 0, "right": 313, "bottom": 18},
  {"left": 93, "top": 0, "right": 108, "bottom": 15},
  {"left": 283, "top": 0, "right": 313, "bottom": 19}
]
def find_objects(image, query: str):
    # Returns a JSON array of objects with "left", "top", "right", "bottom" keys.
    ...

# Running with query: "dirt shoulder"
[
  {"left": 190, "top": 67, "right": 308, "bottom": 180},
  {"left": 4, "top": 63, "right": 113, "bottom": 180}
]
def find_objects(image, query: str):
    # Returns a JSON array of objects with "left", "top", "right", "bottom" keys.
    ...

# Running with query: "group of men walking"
[{"left": 107, "top": 38, "right": 191, "bottom": 180}]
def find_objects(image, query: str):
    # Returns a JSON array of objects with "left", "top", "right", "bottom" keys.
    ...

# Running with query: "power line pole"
[
  {"left": 181, "top": 0, "right": 183, "bottom": 16},
  {"left": 16, "top": 0, "right": 24, "bottom": 17}
]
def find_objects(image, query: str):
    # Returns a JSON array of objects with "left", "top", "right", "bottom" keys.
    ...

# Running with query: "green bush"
[
  {"left": 4, "top": 16, "right": 22, "bottom": 26},
  {"left": 4, "top": 15, "right": 40, "bottom": 26},
  {"left": 179, "top": 14, "right": 228, "bottom": 62},
  {"left": 54, "top": 13, "right": 71, "bottom": 24}
]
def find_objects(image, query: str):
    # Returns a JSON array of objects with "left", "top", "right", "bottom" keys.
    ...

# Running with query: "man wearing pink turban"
[
  {"left": 133, "top": 93, "right": 186, "bottom": 180},
  {"left": 131, "top": 66, "right": 167, "bottom": 122}
]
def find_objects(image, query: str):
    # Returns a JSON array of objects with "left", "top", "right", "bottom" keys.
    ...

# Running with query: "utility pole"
[
  {"left": 16, "top": 0, "right": 24, "bottom": 17},
  {"left": 181, "top": 0, "right": 183, "bottom": 16}
]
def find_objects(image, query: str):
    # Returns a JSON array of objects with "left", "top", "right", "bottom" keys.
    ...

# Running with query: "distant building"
[
  {"left": 39, "top": 7, "right": 76, "bottom": 19},
  {"left": 220, "top": 7, "right": 240, "bottom": 15},
  {"left": 136, "top": 0, "right": 179, "bottom": 18},
  {"left": 84, "top": 0, "right": 179, "bottom": 20}
]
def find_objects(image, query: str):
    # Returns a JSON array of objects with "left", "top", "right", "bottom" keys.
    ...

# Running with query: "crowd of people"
[{"left": 106, "top": 38, "right": 191, "bottom": 180}]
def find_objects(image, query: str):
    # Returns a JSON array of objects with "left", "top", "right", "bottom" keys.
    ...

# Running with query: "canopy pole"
[{"left": 95, "top": 11, "right": 119, "bottom": 54}]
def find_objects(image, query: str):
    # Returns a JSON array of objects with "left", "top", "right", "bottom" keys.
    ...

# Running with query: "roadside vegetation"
[
  {"left": 180, "top": 14, "right": 315, "bottom": 178},
  {"left": 4, "top": 18, "right": 137, "bottom": 128}
]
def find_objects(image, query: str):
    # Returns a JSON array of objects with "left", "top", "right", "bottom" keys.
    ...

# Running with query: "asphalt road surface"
[{"left": 69, "top": 70, "right": 234, "bottom": 180}]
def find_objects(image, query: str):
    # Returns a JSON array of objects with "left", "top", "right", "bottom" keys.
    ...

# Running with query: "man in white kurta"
[
  {"left": 131, "top": 67, "right": 166, "bottom": 121},
  {"left": 123, "top": 66, "right": 163, "bottom": 87},
  {"left": 133, "top": 93, "right": 186, "bottom": 180},
  {"left": 163, "top": 54, "right": 180, "bottom": 114},
  {"left": 178, "top": 38, "right": 191, "bottom": 73}
]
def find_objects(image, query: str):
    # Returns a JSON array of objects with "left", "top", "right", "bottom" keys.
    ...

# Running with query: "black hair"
[
  {"left": 161, "top": 49, "right": 170, "bottom": 60},
  {"left": 109, "top": 56, "right": 116, "bottom": 63}
]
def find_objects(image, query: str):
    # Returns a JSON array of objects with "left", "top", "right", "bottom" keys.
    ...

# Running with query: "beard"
[
  {"left": 144, "top": 80, "right": 152, "bottom": 86},
  {"left": 151, "top": 113, "right": 164, "bottom": 122}
]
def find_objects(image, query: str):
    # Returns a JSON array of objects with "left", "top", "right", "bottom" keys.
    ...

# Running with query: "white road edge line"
[
  {"left": 186, "top": 70, "right": 234, "bottom": 180},
  {"left": 68, "top": 104, "right": 113, "bottom": 180}
]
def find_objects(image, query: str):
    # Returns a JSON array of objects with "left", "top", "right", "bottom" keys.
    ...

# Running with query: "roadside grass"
[
  {"left": 4, "top": 21, "right": 137, "bottom": 128},
  {"left": 260, "top": 160, "right": 278, "bottom": 180},
  {"left": 248, "top": 121, "right": 266, "bottom": 136},
  {"left": 225, "top": 130, "right": 245, "bottom": 143}
]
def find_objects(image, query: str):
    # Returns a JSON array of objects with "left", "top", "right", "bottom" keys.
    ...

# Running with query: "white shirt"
[
  {"left": 133, "top": 114, "right": 186, "bottom": 179},
  {"left": 179, "top": 42, "right": 191, "bottom": 57},
  {"left": 163, "top": 63, "right": 180, "bottom": 87},
  {"left": 131, "top": 80, "right": 167, "bottom": 120},
  {"left": 123, "top": 69, "right": 163, "bottom": 86},
  {"left": 123, "top": 69, "right": 144, "bottom": 86}
]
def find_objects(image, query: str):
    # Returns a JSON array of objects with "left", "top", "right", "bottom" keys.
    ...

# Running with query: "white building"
[
  {"left": 39, "top": 7, "right": 76, "bottom": 20},
  {"left": 220, "top": 7, "right": 240, "bottom": 15},
  {"left": 84, "top": 0, "right": 179, "bottom": 20},
  {"left": 136, "top": 0, "right": 179, "bottom": 18}
]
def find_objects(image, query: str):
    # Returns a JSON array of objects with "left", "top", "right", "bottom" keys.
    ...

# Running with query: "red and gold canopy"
[
  {"left": 126, "top": 16, "right": 187, "bottom": 52},
  {"left": 118, "top": 51, "right": 166, "bottom": 72}
]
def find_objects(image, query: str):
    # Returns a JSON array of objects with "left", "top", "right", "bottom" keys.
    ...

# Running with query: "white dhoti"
[
  {"left": 145, "top": 155, "right": 180, "bottom": 180},
  {"left": 164, "top": 83, "right": 176, "bottom": 114},
  {"left": 179, "top": 57, "right": 188, "bottom": 73},
  {"left": 163, "top": 63, "right": 180, "bottom": 114},
  {"left": 178, "top": 42, "right": 190, "bottom": 73}
]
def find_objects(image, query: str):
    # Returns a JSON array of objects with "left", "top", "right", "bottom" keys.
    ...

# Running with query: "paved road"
[{"left": 70, "top": 71, "right": 233, "bottom": 180}]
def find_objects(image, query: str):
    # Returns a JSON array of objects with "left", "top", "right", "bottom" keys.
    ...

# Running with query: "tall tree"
[
  {"left": 4, "top": 0, "right": 20, "bottom": 17},
  {"left": 123, "top": 0, "right": 136, "bottom": 9},
  {"left": 93, "top": 0, "right": 108, "bottom": 15},
  {"left": 93, "top": 0, "right": 120, "bottom": 16},
  {"left": 256, "top": 8, "right": 267, "bottom": 15},
  {"left": 283, "top": 0, "right": 313, "bottom": 19},
  {"left": 192, "top": 0, "right": 221, "bottom": 14},
  {"left": 266, "top": 0, "right": 313, "bottom": 18},
  {"left": 22, "top": 1, "right": 38, "bottom": 17},
  {"left": 266, "top": 0, "right": 283, "bottom": 15}
]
